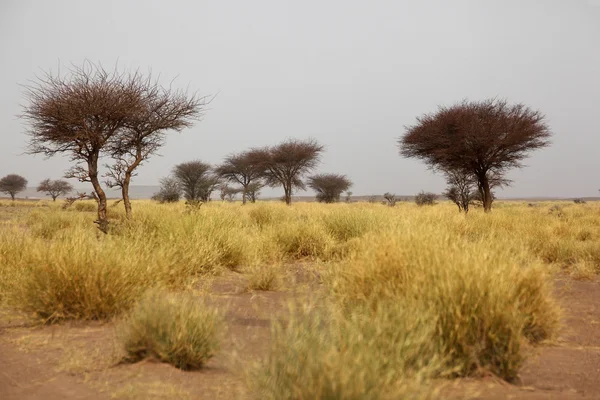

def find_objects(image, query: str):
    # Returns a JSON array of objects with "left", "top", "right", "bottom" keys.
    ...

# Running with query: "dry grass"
[
  {"left": 118, "top": 290, "right": 223, "bottom": 370},
  {"left": 1, "top": 199, "right": 598, "bottom": 393}
]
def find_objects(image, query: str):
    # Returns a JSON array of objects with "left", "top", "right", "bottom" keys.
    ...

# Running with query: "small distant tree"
[
  {"left": 399, "top": 98, "right": 552, "bottom": 212},
  {"left": 415, "top": 191, "right": 437, "bottom": 206},
  {"left": 368, "top": 195, "right": 378, "bottom": 203},
  {"left": 151, "top": 177, "right": 181, "bottom": 203},
  {"left": 345, "top": 191, "right": 353, "bottom": 203},
  {"left": 215, "top": 150, "right": 265, "bottom": 205},
  {"left": 254, "top": 138, "right": 324, "bottom": 205},
  {"left": 383, "top": 192, "right": 397, "bottom": 207},
  {"left": 0, "top": 174, "right": 28, "bottom": 200},
  {"left": 443, "top": 170, "right": 475, "bottom": 213},
  {"left": 219, "top": 184, "right": 241, "bottom": 202},
  {"left": 172, "top": 161, "right": 216, "bottom": 202},
  {"left": 245, "top": 182, "right": 264, "bottom": 203},
  {"left": 36, "top": 178, "right": 73, "bottom": 201},
  {"left": 307, "top": 173, "right": 353, "bottom": 203}
]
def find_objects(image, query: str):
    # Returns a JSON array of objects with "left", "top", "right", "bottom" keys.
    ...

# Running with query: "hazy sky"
[{"left": 1, "top": 0, "right": 599, "bottom": 198}]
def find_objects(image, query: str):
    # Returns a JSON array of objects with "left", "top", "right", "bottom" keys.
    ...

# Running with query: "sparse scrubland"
[{"left": 1, "top": 199, "right": 599, "bottom": 398}]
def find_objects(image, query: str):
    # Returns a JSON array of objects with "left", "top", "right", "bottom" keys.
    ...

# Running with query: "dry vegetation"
[{"left": 0, "top": 199, "right": 598, "bottom": 398}]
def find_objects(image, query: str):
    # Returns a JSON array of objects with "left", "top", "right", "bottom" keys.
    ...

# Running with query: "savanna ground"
[{"left": 0, "top": 199, "right": 599, "bottom": 399}]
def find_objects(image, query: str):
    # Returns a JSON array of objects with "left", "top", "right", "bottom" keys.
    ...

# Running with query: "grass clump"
[
  {"left": 4, "top": 234, "right": 160, "bottom": 322},
  {"left": 118, "top": 291, "right": 222, "bottom": 370},
  {"left": 326, "top": 233, "right": 560, "bottom": 381},
  {"left": 250, "top": 301, "right": 442, "bottom": 400},
  {"left": 247, "top": 263, "right": 281, "bottom": 291}
]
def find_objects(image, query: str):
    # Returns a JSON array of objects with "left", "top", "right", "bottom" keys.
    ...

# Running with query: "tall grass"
[{"left": 0, "top": 199, "right": 593, "bottom": 387}]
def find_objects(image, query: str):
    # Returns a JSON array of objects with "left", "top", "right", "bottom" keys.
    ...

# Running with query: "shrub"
[
  {"left": 574, "top": 198, "right": 587, "bottom": 204},
  {"left": 415, "top": 191, "right": 437, "bottom": 206},
  {"left": 118, "top": 291, "right": 222, "bottom": 370}
]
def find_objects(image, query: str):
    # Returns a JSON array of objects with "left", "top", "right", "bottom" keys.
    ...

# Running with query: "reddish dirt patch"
[{"left": 1, "top": 275, "right": 600, "bottom": 399}]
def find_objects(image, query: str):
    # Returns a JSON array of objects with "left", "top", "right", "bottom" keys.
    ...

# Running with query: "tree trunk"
[
  {"left": 10, "top": 192, "right": 15, "bottom": 201},
  {"left": 284, "top": 185, "right": 292, "bottom": 206},
  {"left": 242, "top": 186, "right": 247, "bottom": 205},
  {"left": 52, "top": 195, "right": 57, "bottom": 201},
  {"left": 88, "top": 157, "right": 109, "bottom": 234},
  {"left": 479, "top": 173, "right": 493, "bottom": 213},
  {"left": 122, "top": 172, "right": 132, "bottom": 219}
]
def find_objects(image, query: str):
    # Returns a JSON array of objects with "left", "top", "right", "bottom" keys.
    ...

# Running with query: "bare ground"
[{"left": 1, "top": 270, "right": 599, "bottom": 399}]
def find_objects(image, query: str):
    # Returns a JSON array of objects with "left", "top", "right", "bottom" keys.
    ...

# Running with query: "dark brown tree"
[
  {"left": 36, "top": 178, "right": 73, "bottom": 201},
  {"left": 215, "top": 150, "right": 264, "bottom": 205},
  {"left": 307, "top": 173, "right": 353, "bottom": 203},
  {"left": 105, "top": 77, "right": 206, "bottom": 218},
  {"left": 0, "top": 174, "right": 28, "bottom": 200},
  {"left": 399, "top": 99, "right": 552, "bottom": 212},
  {"left": 254, "top": 138, "right": 324, "bottom": 205},
  {"left": 172, "top": 161, "right": 218, "bottom": 202},
  {"left": 21, "top": 62, "right": 146, "bottom": 232}
]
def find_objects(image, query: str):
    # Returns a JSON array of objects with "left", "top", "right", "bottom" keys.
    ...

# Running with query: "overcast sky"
[{"left": 1, "top": 0, "right": 599, "bottom": 198}]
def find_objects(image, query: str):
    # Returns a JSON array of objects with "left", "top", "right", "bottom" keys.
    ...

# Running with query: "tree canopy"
[{"left": 399, "top": 98, "right": 552, "bottom": 211}]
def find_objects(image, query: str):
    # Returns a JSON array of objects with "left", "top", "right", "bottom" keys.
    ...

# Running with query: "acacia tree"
[
  {"left": 22, "top": 62, "right": 145, "bottom": 232},
  {"left": 37, "top": 178, "right": 73, "bottom": 201},
  {"left": 254, "top": 138, "right": 324, "bottom": 205},
  {"left": 172, "top": 161, "right": 217, "bottom": 201},
  {"left": 0, "top": 174, "right": 28, "bottom": 200},
  {"left": 307, "top": 173, "right": 353, "bottom": 203},
  {"left": 399, "top": 99, "right": 552, "bottom": 212},
  {"left": 215, "top": 150, "right": 264, "bottom": 205},
  {"left": 105, "top": 77, "right": 205, "bottom": 218}
]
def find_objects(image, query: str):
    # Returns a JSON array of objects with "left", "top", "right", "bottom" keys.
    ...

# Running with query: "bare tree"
[
  {"left": 36, "top": 178, "right": 73, "bottom": 201},
  {"left": 21, "top": 62, "right": 146, "bottom": 232},
  {"left": 0, "top": 174, "right": 28, "bottom": 201},
  {"left": 151, "top": 177, "right": 181, "bottom": 203},
  {"left": 172, "top": 161, "right": 218, "bottom": 202},
  {"left": 105, "top": 77, "right": 206, "bottom": 218},
  {"left": 254, "top": 138, "right": 324, "bottom": 205},
  {"left": 215, "top": 150, "right": 265, "bottom": 205},
  {"left": 307, "top": 173, "right": 353, "bottom": 203},
  {"left": 399, "top": 99, "right": 552, "bottom": 212}
]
